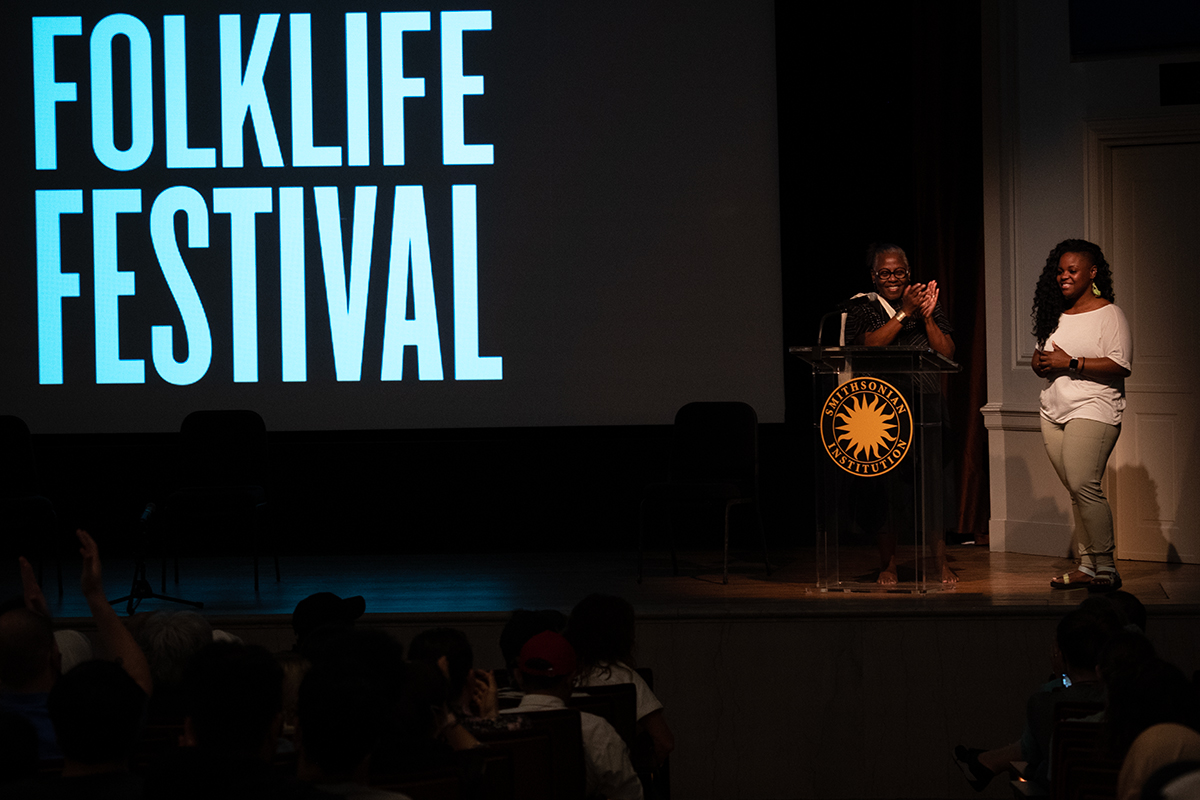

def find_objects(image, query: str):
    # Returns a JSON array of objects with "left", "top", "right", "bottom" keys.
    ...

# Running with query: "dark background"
[{"left": 6, "top": 1, "right": 987, "bottom": 559}]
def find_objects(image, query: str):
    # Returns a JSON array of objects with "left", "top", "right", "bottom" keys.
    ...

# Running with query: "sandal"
[
  {"left": 1087, "top": 573, "right": 1123, "bottom": 593},
  {"left": 953, "top": 745, "right": 998, "bottom": 792},
  {"left": 1050, "top": 571, "right": 1092, "bottom": 589}
]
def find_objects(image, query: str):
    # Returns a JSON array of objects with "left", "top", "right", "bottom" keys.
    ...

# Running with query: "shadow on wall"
[
  {"left": 1175, "top": 433, "right": 1200, "bottom": 563},
  {"left": 1005, "top": 453, "right": 1074, "bottom": 558},
  {"left": 1111, "top": 461, "right": 1180, "bottom": 564}
]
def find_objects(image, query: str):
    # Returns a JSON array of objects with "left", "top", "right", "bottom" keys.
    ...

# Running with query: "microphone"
[{"left": 139, "top": 502, "right": 156, "bottom": 523}]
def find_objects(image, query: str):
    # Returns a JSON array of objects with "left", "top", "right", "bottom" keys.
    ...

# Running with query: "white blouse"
[{"left": 1040, "top": 304, "right": 1132, "bottom": 426}]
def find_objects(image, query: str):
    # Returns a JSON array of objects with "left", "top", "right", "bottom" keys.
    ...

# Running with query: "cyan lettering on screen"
[{"left": 31, "top": 10, "right": 502, "bottom": 386}]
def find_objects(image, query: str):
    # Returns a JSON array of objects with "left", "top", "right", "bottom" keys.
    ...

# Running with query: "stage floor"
[{"left": 17, "top": 543, "right": 1200, "bottom": 622}]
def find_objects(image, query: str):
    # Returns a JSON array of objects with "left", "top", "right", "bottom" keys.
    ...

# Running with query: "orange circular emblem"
[{"left": 820, "top": 377, "right": 912, "bottom": 476}]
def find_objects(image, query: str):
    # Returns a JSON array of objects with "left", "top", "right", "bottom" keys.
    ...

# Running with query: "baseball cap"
[
  {"left": 517, "top": 630, "right": 577, "bottom": 677},
  {"left": 292, "top": 592, "right": 366, "bottom": 638}
]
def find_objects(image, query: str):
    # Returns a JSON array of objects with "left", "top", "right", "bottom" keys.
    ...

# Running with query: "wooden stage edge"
[{"left": 22, "top": 544, "right": 1200, "bottom": 626}]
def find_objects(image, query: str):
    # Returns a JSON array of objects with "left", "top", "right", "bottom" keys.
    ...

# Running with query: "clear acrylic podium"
[{"left": 790, "top": 346, "right": 960, "bottom": 593}]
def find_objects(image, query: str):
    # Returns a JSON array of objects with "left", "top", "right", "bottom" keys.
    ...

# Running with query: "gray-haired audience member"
[
  {"left": 134, "top": 610, "right": 213, "bottom": 721},
  {"left": 136, "top": 611, "right": 213, "bottom": 687}
]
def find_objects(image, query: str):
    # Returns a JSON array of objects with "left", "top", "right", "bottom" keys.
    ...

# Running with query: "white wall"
[{"left": 981, "top": 0, "right": 1200, "bottom": 559}]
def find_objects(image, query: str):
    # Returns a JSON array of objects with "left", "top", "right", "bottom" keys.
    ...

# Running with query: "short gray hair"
[
  {"left": 135, "top": 611, "right": 212, "bottom": 690},
  {"left": 865, "top": 242, "right": 909, "bottom": 274}
]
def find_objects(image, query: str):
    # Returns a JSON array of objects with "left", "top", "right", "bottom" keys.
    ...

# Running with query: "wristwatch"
[
  {"left": 894, "top": 311, "right": 907, "bottom": 323},
  {"left": 1069, "top": 358, "right": 1079, "bottom": 373}
]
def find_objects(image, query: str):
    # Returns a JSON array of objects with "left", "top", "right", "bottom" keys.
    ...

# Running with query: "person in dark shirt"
[
  {"left": 1, "top": 531, "right": 154, "bottom": 761},
  {"left": 843, "top": 243, "right": 956, "bottom": 584},
  {"left": 843, "top": 243, "right": 954, "bottom": 358},
  {"left": 142, "top": 641, "right": 325, "bottom": 800}
]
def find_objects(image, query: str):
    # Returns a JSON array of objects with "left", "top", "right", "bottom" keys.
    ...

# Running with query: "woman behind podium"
[
  {"left": 844, "top": 243, "right": 957, "bottom": 584},
  {"left": 844, "top": 243, "right": 955, "bottom": 358}
]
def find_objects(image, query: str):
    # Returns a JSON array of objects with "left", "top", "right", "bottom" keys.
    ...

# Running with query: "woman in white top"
[
  {"left": 1031, "top": 239, "right": 1132, "bottom": 591},
  {"left": 567, "top": 594, "right": 675, "bottom": 766}
]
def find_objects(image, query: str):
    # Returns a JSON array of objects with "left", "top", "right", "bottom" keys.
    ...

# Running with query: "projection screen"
[{"left": 2, "top": 1, "right": 782, "bottom": 432}]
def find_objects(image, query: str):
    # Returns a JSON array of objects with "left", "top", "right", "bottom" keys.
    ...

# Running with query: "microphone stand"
[
  {"left": 816, "top": 310, "right": 841, "bottom": 344},
  {"left": 817, "top": 295, "right": 875, "bottom": 344},
  {"left": 108, "top": 503, "right": 203, "bottom": 615}
]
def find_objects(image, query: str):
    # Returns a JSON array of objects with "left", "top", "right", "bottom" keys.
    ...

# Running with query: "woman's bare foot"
[
  {"left": 877, "top": 557, "right": 899, "bottom": 585},
  {"left": 941, "top": 563, "right": 959, "bottom": 584}
]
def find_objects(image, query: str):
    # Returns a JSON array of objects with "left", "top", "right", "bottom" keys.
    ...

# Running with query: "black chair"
[
  {"left": 0, "top": 416, "right": 62, "bottom": 596},
  {"left": 474, "top": 708, "right": 585, "bottom": 800},
  {"left": 160, "top": 410, "right": 279, "bottom": 592},
  {"left": 373, "top": 747, "right": 514, "bottom": 800},
  {"left": 375, "top": 768, "right": 462, "bottom": 800},
  {"left": 1050, "top": 720, "right": 1118, "bottom": 800},
  {"left": 639, "top": 402, "right": 771, "bottom": 584}
]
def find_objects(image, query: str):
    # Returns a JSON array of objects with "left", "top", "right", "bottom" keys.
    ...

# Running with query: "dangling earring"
[{"left": 1092, "top": 283, "right": 1102, "bottom": 297}]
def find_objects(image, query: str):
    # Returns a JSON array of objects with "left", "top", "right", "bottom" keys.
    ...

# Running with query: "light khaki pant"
[{"left": 1040, "top": 417, "right": 1121, "bottom": 575}]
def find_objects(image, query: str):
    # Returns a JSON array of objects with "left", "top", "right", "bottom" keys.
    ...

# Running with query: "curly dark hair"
[
  {"left": 1031, "top": 239, "right": 1115, "bottom": 347},
  {"left": 565, "top": 594, "right": 636, "bottom": 677}
]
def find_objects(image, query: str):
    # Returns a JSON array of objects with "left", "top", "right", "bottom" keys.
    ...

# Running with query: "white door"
[{"left": 1109, "top": 141, "right": 1200, "bottom": 563}]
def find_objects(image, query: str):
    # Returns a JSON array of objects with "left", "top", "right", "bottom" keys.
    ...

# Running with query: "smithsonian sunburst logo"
[{"left": 820, "top": 377, "right": 912, "bottom": 476}]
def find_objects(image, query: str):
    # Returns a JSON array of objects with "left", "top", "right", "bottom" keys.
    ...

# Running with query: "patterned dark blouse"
[{"left": 844, "top": 296, "right": 953, "bottom": 348}]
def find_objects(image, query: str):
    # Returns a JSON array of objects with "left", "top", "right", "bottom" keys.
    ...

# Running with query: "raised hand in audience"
[
  {"left": 75, "top": 529, "right": 154, "bottom": 696},
  {"left": 468, "top": 668, "right": 499, "bottom": 719},
  {"left": 77, "top": 529, "right": 106, "bottom": 601}
]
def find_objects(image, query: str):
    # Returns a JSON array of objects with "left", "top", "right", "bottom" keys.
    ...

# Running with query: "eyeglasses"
[{"left": 874, "top": 268, "right": 909, "bottom": 280}]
